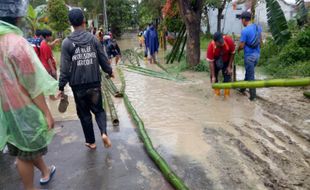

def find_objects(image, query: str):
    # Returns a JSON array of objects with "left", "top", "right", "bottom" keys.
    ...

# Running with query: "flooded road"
[
  {"left": 117, "top": 33, "right": 310, "bottom": 189},
  {"left": 1, "top": 33, "right": 309, "bottom": 190}
]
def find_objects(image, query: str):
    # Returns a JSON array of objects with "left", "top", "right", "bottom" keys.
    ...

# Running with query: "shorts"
[{"left": 7, "top": 143, "right": 47, "bottom": 161}]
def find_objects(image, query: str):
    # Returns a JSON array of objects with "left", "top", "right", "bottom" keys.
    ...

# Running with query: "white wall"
[{"left": 202, "top": 1, "right": 296, "bottom": 35}]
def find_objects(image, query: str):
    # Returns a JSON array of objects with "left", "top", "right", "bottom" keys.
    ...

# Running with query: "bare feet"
[
  {"left": 85, "top": 143, "right": 97, "bottom": 150},
  {"left": 102, "top": 134, "right": 112, "bottom": 148}
]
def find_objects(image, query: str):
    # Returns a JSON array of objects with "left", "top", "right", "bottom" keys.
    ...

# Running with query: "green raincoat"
[{"left": 0, "top": 21, "right": 58, "bottom": 152}]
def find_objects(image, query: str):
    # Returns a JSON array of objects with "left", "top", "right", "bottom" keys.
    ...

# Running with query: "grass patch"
[{"left": 200, "top": 34, "right": 212, "bottom": 50}]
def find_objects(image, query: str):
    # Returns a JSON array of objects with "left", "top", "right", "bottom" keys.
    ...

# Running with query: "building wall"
[{"left": 202, "top": 1, "right": 296, "bottom": 35}]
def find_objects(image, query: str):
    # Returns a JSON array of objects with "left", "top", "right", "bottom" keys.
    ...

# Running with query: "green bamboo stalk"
[
  {"left": 101, "top": 79, "right": 120, "bottom": 127},
  {"left": 178, "top": 35, "right": 187, "bottom": 63},
  {"left": 170, "top": 28, "right": 186, "bottom": 64},
  {"left": 102, "top": 75, "right": 123, "bottom": 97},
  {"left": 124, "top": 68, "right": 182, "bottom": 82},
  {"left": 123, "top": 94, "right": 189, "bottom": 190},
  {"left": 212, "top": 78, "right": 310, "bottom": 89},
  {"left": 166, "top": 24, "right": 186, "bottom": 64},
  {"left": 117, "top": 67, "right": 126, "bottom": 95},
  {"left": 124, "top": 65, "right": 184, "bottom": 81},
  {"left": 304, "top": 91, "right": 310, "bottom": 98},
  {"left": 155, "top": 62, "right": 169, "bottom": 73}
]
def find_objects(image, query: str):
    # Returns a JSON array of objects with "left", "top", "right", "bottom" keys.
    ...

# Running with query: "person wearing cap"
[
  {"left": 206, "top": 32, "right": 236, "bottom": 97},
  {"left": 0, "top": 0, "right": 58, "bottom": 189},
  {"left": 103, "top": 34, "right": 122, "bottom": 65},
  {"left": 238, "top": 11, "right": 263, "bottom": 101},
  {"left": 58, "top": 9, "right": 113, "bottom": 149}
]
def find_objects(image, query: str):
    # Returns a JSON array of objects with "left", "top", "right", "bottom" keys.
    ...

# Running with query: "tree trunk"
[
  {"left": 185, "top": 17, "right": 201, "bottom": 67},
  {"left": 177, "top": 0, "right": 203, "bottom": 67},
  {"left": 217, "top": 8, "right": 223, "bottom": 32},
  {"left": 217, "top": 0, "right": 227, "bottom": 32},
  {"left": 205, "top": 8, "right": 211, "bottom": 34}
]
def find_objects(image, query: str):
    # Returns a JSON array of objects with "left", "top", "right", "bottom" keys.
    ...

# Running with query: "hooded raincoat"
[{"left": 0, "top": 21, "right": 57, "bottom": 152}]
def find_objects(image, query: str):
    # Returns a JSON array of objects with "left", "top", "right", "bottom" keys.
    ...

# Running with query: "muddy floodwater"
[{"left": 117, "top": 34, "right": 310, "bottom": 190}]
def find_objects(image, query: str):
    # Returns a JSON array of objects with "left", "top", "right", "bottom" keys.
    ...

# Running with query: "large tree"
[
  {"left": 177, "top": 0, "right": 203, "bottom": 67},
  {"left": 47, "top": 0, "right": 70, "bottom": 34}
]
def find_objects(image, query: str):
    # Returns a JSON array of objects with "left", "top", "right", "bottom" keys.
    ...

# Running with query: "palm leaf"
[
  {"left": 296, "top": 0, "right": 308, "bottom": 26},
  {"left": 265, "top": 0, "right": 291, "bottom": 46}
]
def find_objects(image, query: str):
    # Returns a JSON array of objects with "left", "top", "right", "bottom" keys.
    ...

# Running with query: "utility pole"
[{"left": 103, "top": 0, "right": 108, "bottom": 33}]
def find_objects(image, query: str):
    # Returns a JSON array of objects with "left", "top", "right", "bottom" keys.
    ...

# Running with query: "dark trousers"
[
  {"left": 73, "top": 88, "right": 107, "bottom": 144},
  {"left": 215, "top": 62, "right": 231, "bottom": 83}
]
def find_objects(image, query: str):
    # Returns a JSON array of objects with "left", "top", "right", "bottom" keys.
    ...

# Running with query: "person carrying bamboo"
[
  {"left": 206, "top": 32, "right": 236, "bottom": 97},
  {"left": 58, "top": 9, "right": 113, "bottom": 149},
  {"left": 238, "top": 11, "right": 262, "bottom": 101},
  {"left": 0, "top": 0, "right": 58, "bottom": 189}
]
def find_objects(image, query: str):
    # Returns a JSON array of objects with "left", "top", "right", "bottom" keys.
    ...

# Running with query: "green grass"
[{"left": 200, "top": 34, "right": 212, "bottom": 50}]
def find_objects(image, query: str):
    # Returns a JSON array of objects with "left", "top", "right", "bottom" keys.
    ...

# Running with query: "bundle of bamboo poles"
[
  {"left": 124, "top": 64, "right": 184, "bottom": 82},
  {"left": 102, "top": 75, "right": 123, "bottom": 97},
  {"left": 166, "top": 24, "right": 187, "bottom": 64},
  {"left": 212, "top": 78, "right": 310, "bottom": 89},
  {"left": 101, "top": 76, "right": 120, "bottom": 127}
]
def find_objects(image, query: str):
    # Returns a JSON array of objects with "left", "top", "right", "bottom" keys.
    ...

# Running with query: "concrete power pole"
[{"left": 103, "top": 0, "right": 108, "bottom": 33}]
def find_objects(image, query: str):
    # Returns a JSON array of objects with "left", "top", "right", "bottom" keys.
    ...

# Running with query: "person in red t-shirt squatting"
[{"left": 206, "top": 32, "right": 236, "bottom": 97}]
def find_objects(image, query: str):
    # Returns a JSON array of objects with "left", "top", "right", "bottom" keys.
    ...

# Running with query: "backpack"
[{"left": 27, "top": 37, "right": 42, "bottom": 57}]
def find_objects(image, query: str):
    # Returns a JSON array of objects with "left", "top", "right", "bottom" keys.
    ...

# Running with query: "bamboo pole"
[
  {"left": 101, "top": 77, "right": 120, "bottom": 127},
  {"left": 118, "top": 67, "right": 188, "bottom": 189},
  {"left": 178, "top": 35, "right": 187, "bottom": 63},
  {"left": 102, "top": 75, "right": 123, "bottom": 97},
  {"left": 123, "top": 93, "right": 188, "bottom": 190},
  {"left": 212, "top": 78, "right": 310, "bottom": 89},
  {"left": 166, "top": 24, "right": 186, "bottom": 64},
  {"left": 123, "top": 67, "right": 183, "bottom": 82},
  {"left": 117, "top": 67, "right": 126, "bottom": 95},
  {"left": 170, "top": 28, "right": 186, "bottom": 64}
]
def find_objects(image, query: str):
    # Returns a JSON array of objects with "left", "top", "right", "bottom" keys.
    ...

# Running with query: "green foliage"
[
  {"left": 138, "top": 0, "right": 164, "bottom": 27},
  {"left": 296, "top": 0, "right": 308, "bottom": 26},
  {"left": 260, "top": 27, "right": 310, "bottom": 77},
  {"left": 26, "top": 4, "right": 49, "bottom": 36},
  {"left": 193, "top": 60, "right": 210, "bottom": 72},
  {"left": 265, "top": 0, "right": 291, "bottom": 46},
  {"left": 29, "top": 0, "right": 46, "bottom": 8},
  {"left": 107, "top": 0, "right": 138, "bottom": 37},
  {"left": 164, "top": 16, "right": 183, "bottom": 33},
  {"left": 47, "top": 0, "right": 69, "bottom": 33}
]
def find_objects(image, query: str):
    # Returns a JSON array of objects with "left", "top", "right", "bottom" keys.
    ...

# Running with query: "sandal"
[
  {"left": 58, "top": 94, "right": 69, "bottom": 113},
  {"left": 85, "top": 143, "right": 97, "bottom": 150},
  {"left": 40, "top": 165, "right": 56, "bottom": 185}
]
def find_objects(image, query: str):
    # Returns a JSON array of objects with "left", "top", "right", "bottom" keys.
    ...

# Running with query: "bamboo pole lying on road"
[
  {"left": 124, "top": 67, "right": 183, "bottom": 82},
  {"left": 124, "top": 94, "right": 189, "bottom": 190},
  {"left": 102, "top": 78, "right": 120, "bottom": 127},
  {"left": 118, "top": 67, "right": 189, "bottom": 190},
  {"left": 117, "top": 67, "right": 126, "bottom": 95},
  {"left": 102, "top": 75, "right": 123, "bottom": 97},
  {"left": 212, "top": 78, "right": 310, "bottom": 89}
]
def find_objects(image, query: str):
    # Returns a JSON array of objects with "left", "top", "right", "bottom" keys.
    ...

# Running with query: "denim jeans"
[
  {"left": 244, "top": 54, "right": 259, "bottom": 81},
  {"left": 73, "top": 88, "right": 107, "bottom": 144}
]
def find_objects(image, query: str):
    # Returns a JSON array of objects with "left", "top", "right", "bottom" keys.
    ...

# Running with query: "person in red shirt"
[
  {"left": 206, "top": 32, "right": 235, "bottom": 97},
  {"left": 39, "top": 29, "right": 58, "bottom": 79}
]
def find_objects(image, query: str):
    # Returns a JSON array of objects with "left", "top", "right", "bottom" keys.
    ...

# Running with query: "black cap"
[
  {"left": 241, "top": 11, "right": 252, "bottom": 21},
  {"left": 213, "top": 32, "right": 224, "bottom": 44},
  {"left": 69, "top": 8, "right": 84, "bottom": 27}
]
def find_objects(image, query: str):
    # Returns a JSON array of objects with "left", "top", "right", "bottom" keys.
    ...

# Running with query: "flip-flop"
[
  {"left": 85, "top": 143, "right": 97, "bottom": 149},
  {"left": 58, "top": 94, "right": 69, "bottom": 113},
  {"left": 40, "top": 165, "right": 56, "bottom": 185}
]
